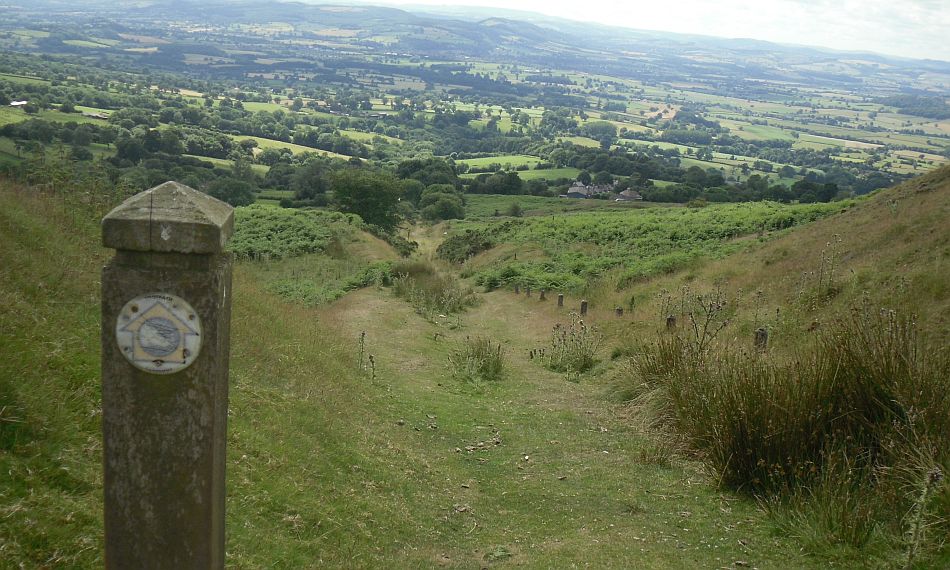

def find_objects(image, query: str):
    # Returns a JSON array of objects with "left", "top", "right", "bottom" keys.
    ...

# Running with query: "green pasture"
[
  {"left": 62, "top": 39, "right": 112, "bottom": 49},
  {"left": 518, "top": 167, "right": 581, "bottom": 181},
  {"left": 0, "top": 73, "right": 49, "bottom": 86},
  {"left": 557, "top": 136, "right": 600, "bottom": 148},
  {"left": 183, "top": 154, "right": 269, "bottom": 174},
  {"left": 233, "top": 135, "right": 352, "bottom": 160},
  {"left": 456, "top": 155, "right": 541, "bottom": 168}
]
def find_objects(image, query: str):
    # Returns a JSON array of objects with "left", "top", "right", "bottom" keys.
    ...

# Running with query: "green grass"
[
  {"left": 0, "top": 107, "right": 26, "bottom": 127},
  {"left": 232, "top": 135, "right": 352, "bottom": 160},
  {"left": 183, "top": 154, "right": 269, "bottom": 174},
  {"left": 339, "top": 129, "right": 402, "bottom": 145},
  {"left": 0, "top": 72, "right": 50, "bottom": 85},
  {"left": 0, "top": 184, "right": 108, "bottom": 567},
  {"left": 557, "top": 136, "right": 601, "bottom": 148},
  {"left": 456, "top": 154, "right": 541, "bottom": 168},
  {"left": 518, "top": 167, "right": 581, "bottom": 181},
  {"left": 62, "top": 39, "right": 111, "bottom": 49},
  {"left": 460, "top": 166, "right": 581, "bottom": 181},
  {"left": 35, "top": 110, "right": 109, "bottom": 125}
]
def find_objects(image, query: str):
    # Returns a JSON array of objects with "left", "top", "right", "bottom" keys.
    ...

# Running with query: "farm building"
[
  {"left": 561, "top": 181, "right": 615, "bottom": 199},
  {"left": 615, "top": 189, "right": 643, "bottom": 201}
]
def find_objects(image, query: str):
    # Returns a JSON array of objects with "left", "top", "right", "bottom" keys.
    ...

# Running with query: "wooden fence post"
[{"left": 100, "top": 181, "right": 233, "bottom": 569}]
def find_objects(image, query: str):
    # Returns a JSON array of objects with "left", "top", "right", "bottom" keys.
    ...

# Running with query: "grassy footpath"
[{"left": 227, "top": 267, "right": 820, "bottom": 568}]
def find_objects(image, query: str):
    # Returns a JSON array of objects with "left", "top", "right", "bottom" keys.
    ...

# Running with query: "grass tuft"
[
  {"left": 545, "top": 313, "right": 601, "bottom": 379},
  {"left": 391, "top": 259, "right": 477, "bottom": 318},
  {"left": 449, "top": 336, "right": 507, "bottom": 387}
]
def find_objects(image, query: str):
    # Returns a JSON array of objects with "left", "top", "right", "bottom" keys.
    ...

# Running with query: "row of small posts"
[
  {"left": 511, "top": 284, "right": 601, "bottom": 318},
  {"left": 513, "top": 284, "right": 768, "bottom": 350}
]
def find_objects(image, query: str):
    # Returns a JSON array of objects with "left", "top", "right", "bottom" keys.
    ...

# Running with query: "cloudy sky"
[{"left": 372, "top": 0, "right": 950, "bottom": 62}]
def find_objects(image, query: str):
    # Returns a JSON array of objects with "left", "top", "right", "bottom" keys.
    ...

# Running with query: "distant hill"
[{"left": 11, "top": 0, "right": 950, "bottom": 93}]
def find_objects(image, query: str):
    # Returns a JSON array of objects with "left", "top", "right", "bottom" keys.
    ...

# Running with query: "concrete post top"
[{"left": 102, "top": 181, "right": 234, "bottom": 254}]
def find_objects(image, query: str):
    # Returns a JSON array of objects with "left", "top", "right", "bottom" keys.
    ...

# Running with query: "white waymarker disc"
[{"left": 115, "top": 293, "right": 202, "bottom": 374}]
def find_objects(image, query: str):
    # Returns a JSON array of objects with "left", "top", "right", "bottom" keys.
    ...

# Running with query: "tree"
[
  {"left": 421, "top": 194, "right": 464, "bottom": 221},
  {"left": 291, "top": 160, "right": 328, "bottom": 199},
  {"left": 577, "top": 170, "right": 592, "bottom": 185},
  {"left": 72, "top": 124, "right": 93, "bottom": 147},
  {"left": 204, "top": 177, "right": 256, "bottom": 207},
  {"left": 593, "top": 171, "right": 613, "bottom": 186},
  {"left": 331, "top": 169, "right": 403, "bottom": 231}
]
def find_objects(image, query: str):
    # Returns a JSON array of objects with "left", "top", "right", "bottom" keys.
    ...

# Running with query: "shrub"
[
  {"left": 230, "top": 205, "right": 358, "bottom": 260},
  {"left": 436, "top": 228, "right": 495, "bottom": 264},
  {"left": 391, "top": 260, "right": 476, "bottom": 318},
  {"left": 546, "top": 313, "right": 601, "bottom": 379},
  {"left": 449, "top": 336, "right": 506, "bottom": 386}
]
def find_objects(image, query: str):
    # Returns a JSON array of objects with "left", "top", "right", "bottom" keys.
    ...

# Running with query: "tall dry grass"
[{"left": 616, "top": 305, "right": 950, "bottom": 558}]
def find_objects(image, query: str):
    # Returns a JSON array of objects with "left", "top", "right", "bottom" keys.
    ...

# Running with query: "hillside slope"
[{"left": 568, "top": 165, "right": 950, "bottom": 349}]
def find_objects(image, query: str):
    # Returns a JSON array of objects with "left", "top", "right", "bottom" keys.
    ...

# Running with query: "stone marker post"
[
  {"left": 539, "top": 289, "right": 546, "bottom": 301},
  {"left": 580, "top": 300, "right": 588, "bottom": 316},
  {"left": 100, "top": 181, "right": 234, "bottom": 570},
  {"left": 754, "top": 327, "right": 769, "bottom": 351},
  {"left": 666, "top": 314, "right": 677, "bottom": 330},
  {"left": 615, "top": 307, "right": 624, "bottom": 317},
  {"left": 557, "top": 293, "right": 564, "bottom": 307}
]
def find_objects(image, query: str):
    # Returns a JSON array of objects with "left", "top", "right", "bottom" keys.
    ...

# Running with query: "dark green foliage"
[
  {"left": 436, "top": 228, "right": 497, "bottom": 264},
  {"left": 421, "top": 194, "right": 465, "bottom": 221},
  {"left": 230, "top": 205, "right": 359, "bottom": 259},
  {"left": 396, "top": 157, "right": 461, "bottom": 188},
  {"left": 875, "top": 95, "right": 950, "bottom": 120},
  {"left": 204, "top": 177, "right": 256, "bottom": 207},
  {"left": 331, "top": 169, "right": 403, "bottom": 231}
]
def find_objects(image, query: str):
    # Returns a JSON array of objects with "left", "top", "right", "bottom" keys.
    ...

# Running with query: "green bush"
[
  {"left": 391, "top": 260, "right": 476, "bottom": 318},
  {"left": 546, "top": 313, "right": 601, "bottom": 378},
  {"left": 443, "top": 200, "right": 848, "bottom": 292},
  {"left": 230, "top": 205, "right": 359, "bottom": 260},
  {"left": 449, "top": 336, "right": 507, "bottom": 386},
  {"left": 436, "top": 228, "right": 496, "bottom": 264}
]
